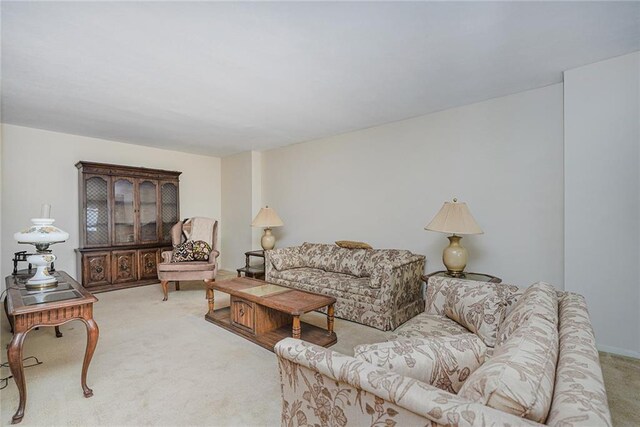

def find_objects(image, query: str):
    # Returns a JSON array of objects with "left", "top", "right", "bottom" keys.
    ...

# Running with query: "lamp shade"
[
  {"left": 424, "top": 199, "right": 483, "bottom": 235},
  {"left": 251, "top": 206, "right": 284, "bottom": 228}
]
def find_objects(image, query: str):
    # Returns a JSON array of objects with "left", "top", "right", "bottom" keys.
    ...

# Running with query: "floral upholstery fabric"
[
  {"left": 495, "top": 281, "right": 558, "bottom": 347},
  {"left": 266, "top": 243, "right": 425, "bottom": 331},
  {"left": 389, "top": 313, "right": 473, "bottom": 341},
  {"left": 354, "top": 335, "right": 487, "bottom": 393},
  {"left": 546, "top": 292, "right": 612, "bottom": 427},
  {"left": 171, "top": 240, "right": 194, "bottom": 262},
  {"left": 276, "top": 338, "right": 538, "bottom": 427},
  {"left": 268, "top": 246, "right": 307, "bottom": 271},
  {"left": 458, "top": 302, "right": 559, "bottom": 423},
  {"left": 191, "top": 240, "right": 212, "bottom": 261}
]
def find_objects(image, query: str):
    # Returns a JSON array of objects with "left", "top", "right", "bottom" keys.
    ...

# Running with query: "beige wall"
[
  {"left": 1, "top": 125, "right": 221, "bottom": 282},
  {"left": 261, "top": 84, "right": 565, "bottom": 287},
  {"left": 564, "top": 52, "right": 640, "bottom": 357}
]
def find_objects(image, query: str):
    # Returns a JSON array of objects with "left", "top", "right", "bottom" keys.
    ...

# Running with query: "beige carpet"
[{"left": 1, "top": 273, "right": 638, "bottom": 426}]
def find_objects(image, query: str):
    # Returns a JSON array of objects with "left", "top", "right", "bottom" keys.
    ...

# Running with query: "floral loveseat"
[
  {"left": 265, "top": 243, "right": 425, "bottom": 331},
  {"left": 275, "top": 277, "right": 611, "bottom": 426}
]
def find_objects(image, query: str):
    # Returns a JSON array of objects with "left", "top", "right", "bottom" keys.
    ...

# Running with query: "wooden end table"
[
  {"left": 422, "top": 271, "right": 502, "bottom": 283},
  {"left": 205, "top": 277, "right": 336, "bottom": 351},
  {"left": 236, "top": 250, "right": 265, "bottom": 279},
  {"left": 4, "top": 271, "right": 99, "bottom": 424}
]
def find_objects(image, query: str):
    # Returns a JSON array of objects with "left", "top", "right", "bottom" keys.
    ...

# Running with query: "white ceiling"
[{"left": 2, "top": 2, "right": 639, "bottom": 157}]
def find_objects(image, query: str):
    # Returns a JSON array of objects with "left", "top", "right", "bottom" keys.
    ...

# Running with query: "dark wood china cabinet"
[{"left": 75, "top": 161, "right": 180, "bottom": 291}]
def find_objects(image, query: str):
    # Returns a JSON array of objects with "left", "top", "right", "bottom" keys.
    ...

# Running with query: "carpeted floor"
[{"left": 1, "top": 272, "right": 639, "bottom": 426}]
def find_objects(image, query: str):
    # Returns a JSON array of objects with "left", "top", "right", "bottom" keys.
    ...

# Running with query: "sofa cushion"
[
  {"left": 301, "top": 242, "right": 341, "bottom": 271},
  {"left": 458, "top": 311, "right": 559, "bottom": 423},
  {"left": 269, "top": 246, "right": 306, "bottom": 271},
  {"left": 324, "top": 247, "right": 369, "bottom": 277},
  {"left": 360, "top": 249, "right": 414, "bottom": 277},
  {"left": 443, "top": 280, "right": 512, "bottom": 347},
  {"left": 271, "top": 267, "right": 378, "bottom": 299},
  {"left": 354, "top": 335, "right": 488, "bottom": 393},
  {"left": 158, "top": 261, "right": 215, "bottom": 272},
  {"left": 496, "top": 282, "right": 558, "bottom": 347},
  {"left": 389, "top": 313, "right": 473, "bottom": 341}
]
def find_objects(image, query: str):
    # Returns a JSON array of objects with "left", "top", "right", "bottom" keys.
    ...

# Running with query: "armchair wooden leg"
[
  {"left": 161, "top": 281, "right": 169, "bottom": 301},
  {"left": 175, "top": 281, "right": 180, "bottom": 291}
]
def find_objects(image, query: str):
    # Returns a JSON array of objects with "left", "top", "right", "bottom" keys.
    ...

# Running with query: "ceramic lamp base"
[
  {"left": 261, "top": 228, "right": 276, "bottom": 250},
  {"left": 26, "top": 253, "right": 58, "bottom": 291},
  {"left": 442, "top": 235, "right": 468, "bottom": 277}
]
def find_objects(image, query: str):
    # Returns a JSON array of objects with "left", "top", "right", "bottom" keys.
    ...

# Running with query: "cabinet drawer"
[
  {"left": 230, "top": 297, "right": 255, "bottom": 334},
  {"left": 112, "top": 250, "right": 138, "bottom": 284},
  {"left": 138, "top": 248, "right": 160, "bottom": 279},
  {"left": 82, "top": 252, "right": 111, "bottom": 287}
]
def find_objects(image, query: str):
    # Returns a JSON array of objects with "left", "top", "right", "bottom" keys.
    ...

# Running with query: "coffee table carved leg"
[
  {"left": 292, "top": 315, "right": 301, "bottom": 339},
  {"left": 206, "top": 286, "right": 215, "bottom": 316},
  {"left": 8, "top": 331, "right": 27, "bottom": 424},
  {"left": 81, "top": 318, "right": 99, "bottom": 398},
  {"left": 327, "top": 304, "right": 335, "bottom": 335}
]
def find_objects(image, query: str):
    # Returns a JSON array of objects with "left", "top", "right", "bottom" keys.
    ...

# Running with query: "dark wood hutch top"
[{"left": 75, "top": 161, "right": 182, "bottom": 180}]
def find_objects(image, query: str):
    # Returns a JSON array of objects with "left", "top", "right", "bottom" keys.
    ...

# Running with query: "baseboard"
[{"left": 597, "top": 344, "right": 640, "bottom": 359}]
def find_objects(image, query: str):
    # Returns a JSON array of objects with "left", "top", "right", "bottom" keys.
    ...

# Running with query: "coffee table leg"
[
  {"left": 327, "top": 304, "right": 335, "bottom": 334},
  {"left": 206, "top": 286, "right": 215, "bottom": 316},
  {"left": 292, "top": 315, "right": 301, "bottom": 339}
]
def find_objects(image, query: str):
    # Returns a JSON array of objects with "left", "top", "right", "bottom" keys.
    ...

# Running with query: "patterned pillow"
[
  {"left": 270, "top": 247, "right": 306, "bottom": 271},
  {"left": 171, "top": 241, "right": 194, "bottom": 262},
  {"left": 191, "top": 240, "right": 212, "bottom": 261},
  {"left": 354, "top": 335, "right": 488, "bottom": 394},
  {"left": 443, "top": 280, "right": 512, "bottom": 347}
]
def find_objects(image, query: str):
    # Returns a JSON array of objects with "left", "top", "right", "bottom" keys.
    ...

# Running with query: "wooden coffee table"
[{"left": 204, "top": 277, "right": 337, "bottom": 351}]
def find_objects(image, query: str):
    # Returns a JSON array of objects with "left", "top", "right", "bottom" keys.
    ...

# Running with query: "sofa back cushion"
[
  {"left": 441, "top": 279, "right": 517, "bottom": 347},
  {"left": 269, "top": 246, "right": 306, "bottom": 271},
  {"left": 354, "top": 335, "right": 487, "bottom": 394},
  {"left": 458, "top": 311, "right": 559, "bottom": 423},
  {"left": 301, "top": 242, "right": 340, "bottom": 271},
  {"left": 496, "top": 282, "right": 558, "bottom": 347},
  {"left": 360, "top": 249, "right": 414, "bottom": 276}
]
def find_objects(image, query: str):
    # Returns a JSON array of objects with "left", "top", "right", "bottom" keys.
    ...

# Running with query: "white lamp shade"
[
  {"left": 14, "top": 218, "right": 70, "bottom": 243},
  {"left": 251, "top": 206, "right": 284, "bottom": 228},
  {"left": 425, "top": 200, "right": 483, "bottom": 235}
]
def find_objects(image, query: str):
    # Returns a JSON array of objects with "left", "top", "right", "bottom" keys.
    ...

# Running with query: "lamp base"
[
  {"left": 442, "top": 235, "right": 468, "bottom": 277},
  {"left": 26, "top": 254, "right": 58, "bottom": 291},
  {"left": 261, "top": 228, "right": 276, "bottom": 251}
]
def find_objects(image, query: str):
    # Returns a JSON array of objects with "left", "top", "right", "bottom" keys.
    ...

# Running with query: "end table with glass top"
[
  {"left": 4, "top": 270, "right": 99, "bottom": 424},
  {"left": 422, "top": 271, "right": 502, "bottom": 283}
]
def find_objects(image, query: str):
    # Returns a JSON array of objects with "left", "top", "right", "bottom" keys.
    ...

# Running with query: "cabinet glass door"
[
  {"left": 113, "top": 178, "right": 135, "bottom": 244},
  {"left": 139, "top": 180, "right": 158, "bottom": 242},
  {"left": 85, "top": 176, "right": 109, "bottom": 246},
  {"left": 161, "top": 182, "right": 178, "bottom": 242}
]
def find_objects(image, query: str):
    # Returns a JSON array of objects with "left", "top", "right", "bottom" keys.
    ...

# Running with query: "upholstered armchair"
[{"left": 157, "top": 217, "right": 219, "bottom": 301}]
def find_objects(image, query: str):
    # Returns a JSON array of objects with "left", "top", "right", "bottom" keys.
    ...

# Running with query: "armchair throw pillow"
[
  {"left": 171, "top": 241, "right": 194, "bottom": 262},
  {"left": 443, "top": 280, "right": 512, "bottom": 347},
  {"left": 354, "top": 335, "right": 488, "bottom": 394},
  {"left": 191, "top": 240, "right": 212, "bottom": 261}
]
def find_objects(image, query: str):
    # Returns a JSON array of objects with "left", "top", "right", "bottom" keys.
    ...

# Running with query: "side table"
[
  {"left": 236, "top": 249, "right": 265, "bottom": 280},
  {"left": 422, "top": 271, "right": 502, "bottom": 283},
  {"left": 4, "top": 270, "right": 99, "bottom": 424}
]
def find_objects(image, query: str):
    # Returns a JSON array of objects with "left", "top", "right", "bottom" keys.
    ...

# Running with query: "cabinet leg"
[{"left": 161, "top": 281, "right": 169, "bottom": 301}]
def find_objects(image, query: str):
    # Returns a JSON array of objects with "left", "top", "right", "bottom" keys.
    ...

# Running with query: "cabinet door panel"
[
  {"left": 138, "top": 248, "right": 160, "bottom": 279},
  {"left": 113, "top": 177, "right": 136, "bottom": 245},
  {"left": 160, "top": 181, "right": 179, "bottom": 243},
  {"left": 112, "top": 250, "right": 137, "bottom": 283},
  {"left": 82, "top": 252, "right": 111, "bottom": 287},
  {"left": 83, "top": 175, "right": 110, "bottom": 247},
  {"left": 138, "top": 179, "right": 159, "bottom": 243}
]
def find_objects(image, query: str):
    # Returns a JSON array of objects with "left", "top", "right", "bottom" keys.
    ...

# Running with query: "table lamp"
[
  {"left": 251, "top": 206, "right": 284, "bottom": 250},
  {"left": 424, "top": 198, "right": 483, "bottom": 277},
  {"left": 14, "top": 204, "right": 69, "bottom": 290}
]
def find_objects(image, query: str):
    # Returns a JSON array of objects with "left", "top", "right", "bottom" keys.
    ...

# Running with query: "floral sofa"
[
  {"left": 265, "top": 243, "right": 425, "bottom": 331},
  {"left": 275, "top": 276, "right": 611, "bottom": 426}
]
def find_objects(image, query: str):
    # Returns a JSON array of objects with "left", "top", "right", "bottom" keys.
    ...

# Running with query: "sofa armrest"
[
  {"left": 275, "top": 338, "right": 538, "bottom": 427},
  {"left": 370, "top": 255, "right": 425, "bottom": 309}
]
